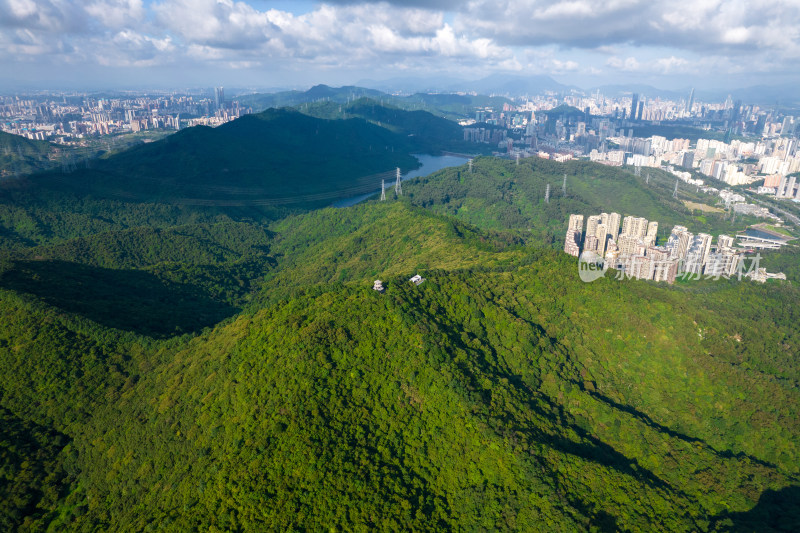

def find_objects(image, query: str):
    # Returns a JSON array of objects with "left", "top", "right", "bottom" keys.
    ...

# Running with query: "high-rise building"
[
  {"left": 685, "top": 88, "right": 694, "bottom": 115},
  {"left": 636, "top": 101, "right": 644, "bottom": 121},
  {"left": 568, "top": 214, "right": 584, "bottom": 232},
  {"left": 214, "top": 87, "right": 225, "bottom": 111},
  {"left": 630, "top": 93, "right": 639, "bottom": 121},
  {"left": 717, "top": 235, "right": 735, "bottom": 249},
  {"left": 621, "top": 216, "right": 649, "bottom": 238},
  {"left": 584, "top": 235, "right": 599, "bottom": 253},
  {"left": 646, "top": 221, "right": 659, "bottom": 245},
  {"left": 632, "top": 217, "right": 649, "bottom": 239},
  {"left": 586, "top": 215, "right": 601, "bottom": 239},
  {"left": 627, "top": 254, "right": 652, "bottom": 280},
  {"left": 705, "top": 249, "right": 741, "bottom": 278},
  {"left": 782, "top": 116, "right": 795, "bottom": 137},
  {"left": 777, "top": 176, "right": 788, "bottom": 197},
  {"left": 785, "top": 176, "right": 797, "bottom": 198},
  {"left": 607, "top": 212, "right": 621, "bottom": 242},
  {"left": 596, "top": 223, "right": 609, "bottom": 256},
  {"left": 667, "top": 226, "right": 693, "bottom": 261},
  {"left": 618, "top": 234, "right": 643, "bottom": 256},
  {"left": 684, "top": 233, "right": 713, "bottom": 274},
  {"left": 564, "top": 229, "right": 582, "bottom": 257}
]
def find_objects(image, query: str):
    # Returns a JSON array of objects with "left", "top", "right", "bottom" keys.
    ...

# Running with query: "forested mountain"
[
  {"left": 20, "top": 108, "right": 428, "bottom": 208},
  {"left": 0, "top": 131, "right": 61, "bottom": 178},
  {"left": 0, "top": 154, "right": 798, "bottom": 530},
  {"left": 235, "top": 84, "right": 513, "bottom": 121},
  {"left": 235, "top": 84, "right": 388, "bottom": 110},
  {"left": 302, "top": 98, "right": 477, "bottom": 153}
]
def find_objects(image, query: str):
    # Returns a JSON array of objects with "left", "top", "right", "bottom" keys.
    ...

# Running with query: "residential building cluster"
[
  {"left": 564, "top": 213, "right": 746, "bottom": 283},
  {"left": 0, "top": 87, "right": 251, "bottom": 143},
  {"left": 461, "top": 90, "right": 798, "bottom": 203}
]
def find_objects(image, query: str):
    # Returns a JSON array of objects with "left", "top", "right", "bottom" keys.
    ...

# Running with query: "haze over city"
[{"left": 2, "top": 0, "right": 800, "bottom": 91}]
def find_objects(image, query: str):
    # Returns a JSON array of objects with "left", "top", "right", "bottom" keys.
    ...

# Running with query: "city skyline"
[{"left": 1, "top": 1, "right": 800, "bottom": 91}]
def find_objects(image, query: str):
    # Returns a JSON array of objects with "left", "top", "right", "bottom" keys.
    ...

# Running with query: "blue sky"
[{"left": 1, "top": 0, "right": 799, "bottom": 91}]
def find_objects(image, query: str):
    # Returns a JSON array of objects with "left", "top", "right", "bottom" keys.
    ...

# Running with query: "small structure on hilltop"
[
  {"left": 409, "top": 274, "right": 425, "bottom": 286},
  {"left": 373, "top": 280, "right": 385, "bottom": 293}
]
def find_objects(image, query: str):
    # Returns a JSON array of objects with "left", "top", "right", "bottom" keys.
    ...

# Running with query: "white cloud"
[
  {"left": 85, "top": 0, "right": 145, "bottom": 29},
  {"left": 0, "top": 0, "right": 799, "bottom": 86},
  {"left": 457, "top": 0, "right": 800, "bottom": 56}
]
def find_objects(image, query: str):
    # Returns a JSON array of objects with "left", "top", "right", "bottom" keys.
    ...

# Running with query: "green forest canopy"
[{"left": 0, "top": 152, "right": 798, "bottom": 531}]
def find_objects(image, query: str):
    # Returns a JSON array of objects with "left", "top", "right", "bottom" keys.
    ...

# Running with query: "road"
[{"left": 742, "top": 190, "right": 800, "bottom": 226}]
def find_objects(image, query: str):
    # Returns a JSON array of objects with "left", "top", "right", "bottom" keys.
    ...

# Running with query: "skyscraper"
[
  {"left": 586, "top": 215, "right": 601, "bottom": 239},
  {"left": 568, "top": 214, "right": 584, "bottom": 232},
  {"left": 630, "top": 93, "right": 639, "bottom": 122},
  {"left": 685, "top": 88, "right": 694, "bottom": 115},
  {"left": 645, "top": 221, "right": 658, "bottom": 245},
  {"left": 596, "top": 223, "right": 609, "bottom": 256},
  {"left": 214, "top": 87, "right": 225, "bottom": 111},
  {"left": 607, "top": 212, "right": 621, "bottom": 242}
]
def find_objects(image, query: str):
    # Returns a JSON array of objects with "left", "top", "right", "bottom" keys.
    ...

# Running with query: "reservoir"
[
  {"left": 332, "top": 153, "right": 470, "bottom": 208},
  {"left": 743, "top": 227, "right": 792, "bottom": 242}
]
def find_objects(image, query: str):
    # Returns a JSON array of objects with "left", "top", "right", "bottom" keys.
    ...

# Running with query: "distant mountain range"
[
  {"left": 235, "top": 84, "right": 515, "bottom": 121},
  {"left": 18, "top": 105, "right": 467, "bottom": 208},
  {"left": 272, "top": 76, "right": 800, "bottom": 106},
  {"left": 357, "top": 73, "right": 575, "bottom": 96}
]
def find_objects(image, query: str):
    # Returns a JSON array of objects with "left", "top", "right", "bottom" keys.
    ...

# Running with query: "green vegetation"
[
  {"left": 0, "top": 145, "right": 798, "bottom": 530},
  {"left": 0, "top": 131, "right": 61, "bottom": 178},
  {"left": 24, "top": 108, "right": 423, "bottom": 208},
  {"left": 404, "top": 157, "right": 756, "bottom": 245},
  {"left": 235, "top": 84, "right": 513, "bottom": 121},
  {"left": 235, "top": 84, "right": 387, "bottom": 111},
  {"left": 302, "top": 98, "right": 476, "bottom": 154},
  {"left": 630, "top": 124, "right": 752, "bottom": 143}
]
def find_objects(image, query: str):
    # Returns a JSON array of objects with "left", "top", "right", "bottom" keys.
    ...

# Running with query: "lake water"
[
  {"left": 332, "top": 154, "right": 470, "bottom": 208},
  {"left": 744, "top": 227, "right": 791, "bottom": 242}
]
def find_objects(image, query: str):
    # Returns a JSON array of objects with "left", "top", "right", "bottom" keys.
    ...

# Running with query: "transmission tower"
[
  {"left": 468, "top": 159, "right": 473, "bottom": 173},
  {"left": 562, "top": 174, "right": 567, "bottom": 195},
  {"left": 545, "top": 183, "right": 551, "bottom": 203},
  {"left": 394, "top": 167, "right": 402, "bottom": 196},
  {"left": 380, "top": 179, "right": 386, "bottom": 201},
  {"left": 672, "top": 179, "right": 679, "bottom": 199},
  {"left": 634, "top": 166, "right": 641, "bottom": 177}
]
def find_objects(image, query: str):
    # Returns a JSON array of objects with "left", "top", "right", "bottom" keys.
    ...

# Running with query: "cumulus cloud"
[
  {"left": 0, "top": 0, "right": 798, "bottom": 85},
  {"left": 457, "top": 0, "right": 800, "bottom": 56},
  {"left": 85, "top": 0, "right": 146, "bottom": 29},
  {"left": 148, "top": 0, "right": 511, "bottom": 68},
  {"left": 0, "top": 0, "right": 86, "bottom": 33}
]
